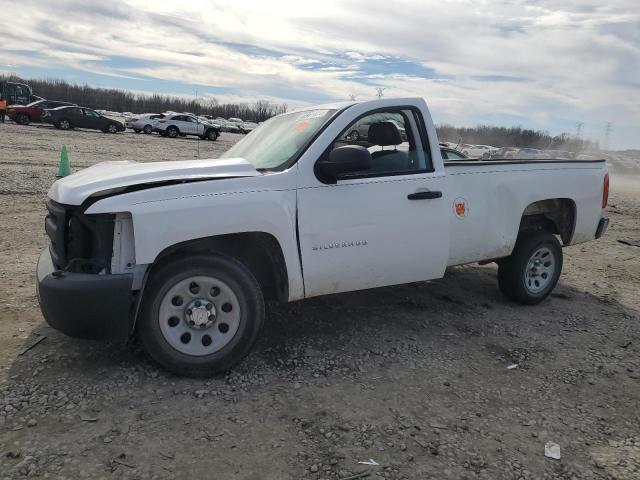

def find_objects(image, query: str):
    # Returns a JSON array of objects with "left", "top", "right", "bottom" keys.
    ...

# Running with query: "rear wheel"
[
  {"left": 138, "top": 255, "right": 265, "bottom": 377},
  {"left": 206, "top": 129, "right": 219, "bottom": 141},
  {"left": 166, "top": 126, "right": 179, "bottom": 138},
  {"left": 58, "top": 118, "right": 72, "bottom": 130},
  {"left": 16, "top": 113, "right": 30, "bottom": 125},
  {"left": 106, "top": 123, "right": 119, "bottom": 134},
  {"left": 498, "top": 231, "right": 562, "bottom": 305},
  {"left": 143, "top": 124, "right": 153, "bottom": 134}
]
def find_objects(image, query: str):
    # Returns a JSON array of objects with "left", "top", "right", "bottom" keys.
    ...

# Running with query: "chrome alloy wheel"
[
  {"left": 524, "top": 247, "right": 555, "bottom": 294},
  {"left": 158, "top": 275, "right": 241, "bottom": 356}
]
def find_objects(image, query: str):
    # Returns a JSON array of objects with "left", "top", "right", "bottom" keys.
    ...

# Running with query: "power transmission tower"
[
  {"left": 575, "top": 122, "right": 583, "bottom": 139},
  {"left": 603, "top": 122, "right": 612, "bottom": 151},
  {"left": 375, "top": 87, "right": 386, "bottom": 99},
  {"left": 349, "top": 93, "right": 357, "bottom": 101}
]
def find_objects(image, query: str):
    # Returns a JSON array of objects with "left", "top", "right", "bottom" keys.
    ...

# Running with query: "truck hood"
[{"left": 48, "top": 157, "right": 261, "bottom": 205}]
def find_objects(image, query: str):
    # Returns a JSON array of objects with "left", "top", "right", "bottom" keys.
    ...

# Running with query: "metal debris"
[{"left": 17, "top": 335, "right": 46, "bottom": 356}]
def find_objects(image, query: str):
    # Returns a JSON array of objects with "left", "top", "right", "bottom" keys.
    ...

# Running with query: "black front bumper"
[{"left": 36, "top": 249, "right": 134, "bottom": 341}]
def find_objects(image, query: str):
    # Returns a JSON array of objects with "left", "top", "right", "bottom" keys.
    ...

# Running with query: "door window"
[
  {"left": 84, "top": 109, "right": 100, "bottom": 117},
  {"left": 327, "top": 108, "right": 431, "bottom": 178}
]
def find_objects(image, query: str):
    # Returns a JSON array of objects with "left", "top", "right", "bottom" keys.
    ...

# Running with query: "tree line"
[
  {"left": 436, "top": 124, "right": 598, "bottom": 152},
  {"left": 1, "top": 74, "right": 288, "bottom": 122},
  {"left": 3, "top": 74, "right": 599, "bottom": 150}
]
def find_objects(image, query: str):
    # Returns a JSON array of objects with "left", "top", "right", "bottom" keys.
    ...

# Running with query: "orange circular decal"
[{"left": 453, "top": 197, "right": 469, "bottom": 219}]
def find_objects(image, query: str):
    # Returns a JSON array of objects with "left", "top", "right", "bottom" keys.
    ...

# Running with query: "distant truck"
[
  {"left": 37, "top": 97, "right": 610, "bottom": 376},
  {"left": 0, "top": 80, "right": 37, "bottom": 105}
]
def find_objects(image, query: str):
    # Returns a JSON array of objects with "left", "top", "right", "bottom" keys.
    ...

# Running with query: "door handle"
[{"left": 407, "top": 190, "right": 442, "bottom": 200}]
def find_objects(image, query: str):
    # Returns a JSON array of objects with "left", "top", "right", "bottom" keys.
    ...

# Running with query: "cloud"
[{"left": 1, "top": 0, "right": 639, "bottom": 147}]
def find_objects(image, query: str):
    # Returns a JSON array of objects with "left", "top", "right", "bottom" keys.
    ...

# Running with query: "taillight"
[
  {"left": 131, "top": 118, "right": 138, "bottom": 122},
  {"left": 602, "top": 173, "right": 609, "bottom": 209}
]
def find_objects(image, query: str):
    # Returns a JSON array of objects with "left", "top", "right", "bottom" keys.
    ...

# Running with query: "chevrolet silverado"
[{"left": 37, "top": 98, "right": 610, "bottom": 376}]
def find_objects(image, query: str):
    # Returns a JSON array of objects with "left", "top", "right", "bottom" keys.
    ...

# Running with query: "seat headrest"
[{"left": 368, "top": 121, "right": 402, "bottom": 146}]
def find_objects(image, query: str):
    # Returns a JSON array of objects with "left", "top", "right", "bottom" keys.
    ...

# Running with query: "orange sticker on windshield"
[{"left": 293, "top": 120, "right": 310, "bottom": 132}]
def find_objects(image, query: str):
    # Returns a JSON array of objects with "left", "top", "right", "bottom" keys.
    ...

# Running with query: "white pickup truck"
[{"left": 37, "top": 98, "right": 610, "bottom": 376}]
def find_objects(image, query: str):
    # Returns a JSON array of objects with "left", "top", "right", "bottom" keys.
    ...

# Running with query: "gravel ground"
[{"left": 1, "top": 121, "right": 639, "bottom": 479}]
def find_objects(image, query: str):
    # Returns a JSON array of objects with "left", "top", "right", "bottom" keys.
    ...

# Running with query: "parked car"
[
  {"left": 6, "top": 99, "right": 75, "bottom": 125},
  {"left": 154, "top": 114, "right": 220, "bottom": 140},
  {"left": 492, "top": 147, "right": 519, "bottom": 159},
  {"left": 461, "top": 144, "right": 499, "bottom": 158},
  {"left": 241, "top": 122, "right": 258, "bottom": 134},
  {"left": 214, "top": 119, "right": 243, "bottom": 133},
  {"left": 345, "top": 120, "right": 407, "bottom": 142},
  {"left": 126, "top": 113, "right": 164, "bottom": 134},
  {"left": 511, "top": 148, "right": 543, "bottom": 159},
  {"left": 37, "top": 97, "right": 609, "bottom": 376},
  {"left": 41, "top": 106, "right": 125, "bottom": 133},
  {"left": 440, "top": 147, "right": 469, "bottom": 161},
  {"left": 545, "top": 150, "right": 574, "bottom": 160}
]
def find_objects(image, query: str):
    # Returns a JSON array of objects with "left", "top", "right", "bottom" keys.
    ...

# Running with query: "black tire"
[
  {"left": 17, "top": 113, "right": 30, "bottom": 125},
  {"left": 138, "top": 254, "right": 265, "bottom": 377},
  {"left": 206, "top": 129, "right": 219, "bottom": 141},
  {"left": 134, "top": 129, "right": 141, "bottom": 133},
  {"left": 58, "top": 118, "right": 72, "bottom": 130},
  {"left": 143, "top": 124, "right": 153, "bottom": 134},
  {"left": 166, "top": 126, "right": 179, "bottom": 138},
  {"left": 498, "top": 231, "right": 563, "bottom": 305},
  {"left": 106, "top": 123, "right": 119, "bottom": 134}
]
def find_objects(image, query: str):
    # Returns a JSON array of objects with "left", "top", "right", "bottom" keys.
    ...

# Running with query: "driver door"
[
  {"left": 297, "top": 106, "right": 450, "bottom": 297},
  {"left": 81, "top": 109, "right": 102, "bottom": 129}
]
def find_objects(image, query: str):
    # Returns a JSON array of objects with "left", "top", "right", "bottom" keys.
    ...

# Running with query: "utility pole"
[
  {"left": 195, "top": 90, "right": 200, "bottom": 159},
  {"left": 603, "top": 122, "right": 612, "bottom": 151},
  {"left": 575, "top": 121, "right": 583, "bottom": 139},
  {"left": 375, "top": 87, "right": 386, "bottom": 99}
]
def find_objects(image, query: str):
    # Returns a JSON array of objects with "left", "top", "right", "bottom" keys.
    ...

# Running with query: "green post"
[{"left": 57, "top": 145, "right": 70, "bottom": 178}]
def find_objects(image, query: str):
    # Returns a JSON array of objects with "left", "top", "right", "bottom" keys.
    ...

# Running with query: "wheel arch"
[
  {"left": 146, "top": 232, "right": 289, "bottom": 303},
  {"left": 519, "top": 198, "right": 576, "bottom": 245}
]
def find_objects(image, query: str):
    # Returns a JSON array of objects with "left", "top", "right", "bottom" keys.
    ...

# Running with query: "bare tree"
[{"left": 1, "top": 74, "right": 288, "bottom": 122}]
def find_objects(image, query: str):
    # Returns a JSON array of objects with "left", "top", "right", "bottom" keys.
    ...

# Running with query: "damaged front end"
[
  {"left": 45, "top": 199, "right": 116, "bottom": 273},
  {"left": 37, "top": 200, "right": 136, "bottom": 341}
]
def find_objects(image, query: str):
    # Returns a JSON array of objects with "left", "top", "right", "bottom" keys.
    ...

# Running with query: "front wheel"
[
  {"left": 166, "top": 126, "right": 179, "bottom": 138},
  {"left": 498, "top": 231, "right": 563, "bottom": 305},
  {"left": 106, "top": 123, "right": 119, "bottom": 134},
  {"left": 143, "top": 124, "right": 153, "bottom": 134},
  {"left": 138, "top": 255, "right": 265, "bottom": 377}
]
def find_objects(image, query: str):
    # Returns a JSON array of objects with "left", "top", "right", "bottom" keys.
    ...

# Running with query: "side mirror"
[{"left": 316, "top": 145, "right": 373, "bottom": 183}]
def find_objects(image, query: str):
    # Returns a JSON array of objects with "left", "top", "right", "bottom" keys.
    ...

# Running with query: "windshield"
[{"left": 221, "top": 109, "right": 336, "bottom": 170}]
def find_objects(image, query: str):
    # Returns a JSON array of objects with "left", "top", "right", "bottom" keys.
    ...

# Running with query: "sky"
[{"left": 1, "top": 0, "right": 639, "bottom": 149}]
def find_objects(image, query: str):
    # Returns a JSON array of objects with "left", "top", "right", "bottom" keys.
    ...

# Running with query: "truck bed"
[{"left": 443, "top": 159, "right": 607, "bottom": 266}]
